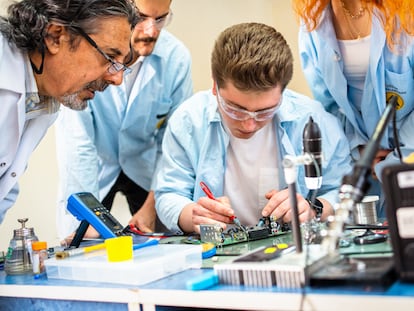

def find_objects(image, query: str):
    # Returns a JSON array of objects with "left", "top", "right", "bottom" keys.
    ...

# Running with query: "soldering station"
[{"left": 2, "top": 94, "right": 414, "bottom": 309}]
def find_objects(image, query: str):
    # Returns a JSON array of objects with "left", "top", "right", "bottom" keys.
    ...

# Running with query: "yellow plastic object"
[
  {"left": 104, "top": 236, "right": 133, "bottom": 262},
  {"left": 276, "top": 243, "right": 289, "bottom": 249},
  {"left": 264, "top": 247, "right": 277, "bottom": 254},
  {"left": 263, "top": 243, "right": 288, "bottom": 254},
  {"left": 404, "top": 152, "right": 414, "bottom": 164}
]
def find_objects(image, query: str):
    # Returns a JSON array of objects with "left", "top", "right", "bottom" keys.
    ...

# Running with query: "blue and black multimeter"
[{"left": 67, "top": 192, "right": 125, "bottom": 239}]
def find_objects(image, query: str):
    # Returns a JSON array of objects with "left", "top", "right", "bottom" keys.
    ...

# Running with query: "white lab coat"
[{"left": 0, "top": 34, "right": 58, "bottom": 223}]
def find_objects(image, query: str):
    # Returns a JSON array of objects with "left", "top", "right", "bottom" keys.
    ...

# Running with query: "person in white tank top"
[{"left": 293, "top": 0, "right": 414, "bottom": 218}]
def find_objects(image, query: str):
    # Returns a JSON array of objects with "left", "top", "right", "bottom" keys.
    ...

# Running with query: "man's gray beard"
[
  {"left": 57, "top": 80, "right": 109, "bottom": 110},
  {"left": 58, "top": 92, "right": 88, "bottom": 111}
]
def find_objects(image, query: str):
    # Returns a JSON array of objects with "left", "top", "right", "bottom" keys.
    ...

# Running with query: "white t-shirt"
[{"left": 224, "top": 122, "right": 279, "bottom": 226}]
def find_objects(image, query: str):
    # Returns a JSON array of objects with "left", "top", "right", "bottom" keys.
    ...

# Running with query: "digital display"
[{"left": 78, "top": 193, "right": 101, "bottom": 208}]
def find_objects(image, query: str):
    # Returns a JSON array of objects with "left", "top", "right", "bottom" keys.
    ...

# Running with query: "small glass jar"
[
  {"left": 5, "top": 218, "right": 38, "bottom": 275},
  {"left": 31, "top": 241, "right": 48, "bottom": 277}
]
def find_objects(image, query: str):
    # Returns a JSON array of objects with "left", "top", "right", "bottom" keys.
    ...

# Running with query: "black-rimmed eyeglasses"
[{"left": 74, "top": 27, "right": 132, "bottom": 75}]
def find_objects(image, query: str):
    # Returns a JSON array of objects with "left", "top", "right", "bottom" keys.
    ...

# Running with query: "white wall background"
[{"left": 0, "top": 0, "right": 310, "bottom": 251}]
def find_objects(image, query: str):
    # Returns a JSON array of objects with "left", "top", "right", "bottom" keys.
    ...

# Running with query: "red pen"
[{"left": 200, "top": 181, "right": 217, "bottom": 200}]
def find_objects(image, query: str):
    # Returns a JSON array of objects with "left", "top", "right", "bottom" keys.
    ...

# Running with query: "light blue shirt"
[
  {"left": 55, "top": 30, "right": 193, "bottom": 237},
  {"left": 154, "top": 89, "right": 352, "bottom": 232},
  {"left": 298, "top": 7, "right": 414, "bottom": 216}
]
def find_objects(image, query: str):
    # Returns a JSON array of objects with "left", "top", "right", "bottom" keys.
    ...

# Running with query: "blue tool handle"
[
  {"left": 185, "top": 270, "right": 219, "bottom": 291},
  {"left": 133, "top": 239, "right": 159, "bottom": 250}
]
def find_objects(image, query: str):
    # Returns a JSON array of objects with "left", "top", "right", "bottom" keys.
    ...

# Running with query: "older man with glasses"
[
  {"left": 55, "top": 0, "right": 193, "bottom": 242},
  {"left": 154, "top": 23, "right": 353, "bottom": 234},
  {"left": 0, "top": 0, "right": 137, "bottom": 225}
]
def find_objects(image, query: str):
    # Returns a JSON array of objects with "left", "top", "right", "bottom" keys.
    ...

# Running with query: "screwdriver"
[{"left": 230, "top": 215, "right": 246, "bottom": 232}]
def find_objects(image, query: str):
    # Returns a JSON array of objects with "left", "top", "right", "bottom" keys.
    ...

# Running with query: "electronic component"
[
  {"left": 214, "top": 244, "right": 328, "bottom": 288},
  {"left": 67, "top": 192, "right": 125, "bottom": 239},
  {"left": 199, "top": 224, "right": 225, "bottom": 244},
  {"left": 383, "top": 163, "right": 414, "bottom": 282},
  {"left": 310, "top": 256, "right": 396, "bottom": 289},
  {"left": 246, "top": 227, "right": 269, "bottom": 240}
]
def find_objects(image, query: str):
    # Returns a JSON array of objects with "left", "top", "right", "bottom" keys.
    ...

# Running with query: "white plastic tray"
[{"left": 45, "top": 244, "right": 202, "bottom": 285}]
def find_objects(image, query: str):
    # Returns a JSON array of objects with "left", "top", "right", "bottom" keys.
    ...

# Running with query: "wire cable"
[{"left": 392, "top": 110, "right": 403, "bottom": 162}]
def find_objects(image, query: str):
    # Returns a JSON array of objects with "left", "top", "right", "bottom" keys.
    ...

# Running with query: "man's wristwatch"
[{"left": 306, "top": 198, "right": 323, "bottom": 219}]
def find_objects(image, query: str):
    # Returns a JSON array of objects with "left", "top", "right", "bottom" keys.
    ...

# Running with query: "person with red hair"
[{"left": 292, "top": 0, "right": 414, "bottom": 218}]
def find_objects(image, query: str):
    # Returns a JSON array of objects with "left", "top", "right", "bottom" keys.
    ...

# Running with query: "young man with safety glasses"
[{"left": 154, "top": 23, "right": 352, "bottom": 234}]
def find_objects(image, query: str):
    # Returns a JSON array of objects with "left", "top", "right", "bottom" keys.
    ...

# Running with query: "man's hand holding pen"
[
  {"left": 193, "top": 195, "right": 234, "bottom": 233},
  {"left": 189, "top": 181, "right": 238, "bottom": 234}
]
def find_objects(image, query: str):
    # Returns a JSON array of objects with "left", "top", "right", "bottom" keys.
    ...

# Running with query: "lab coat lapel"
[
  {"left": 127, "top": 60, "right": 155, "bottom": 109},
  {"left": 0, "top": 50, "right": 28, "bottom": 152},
  {"left": 122, "top": 61, "right": 155, "bottom": 129},
  {"left": 362, "top": 14, "right": 387, "bottom": 140}
]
